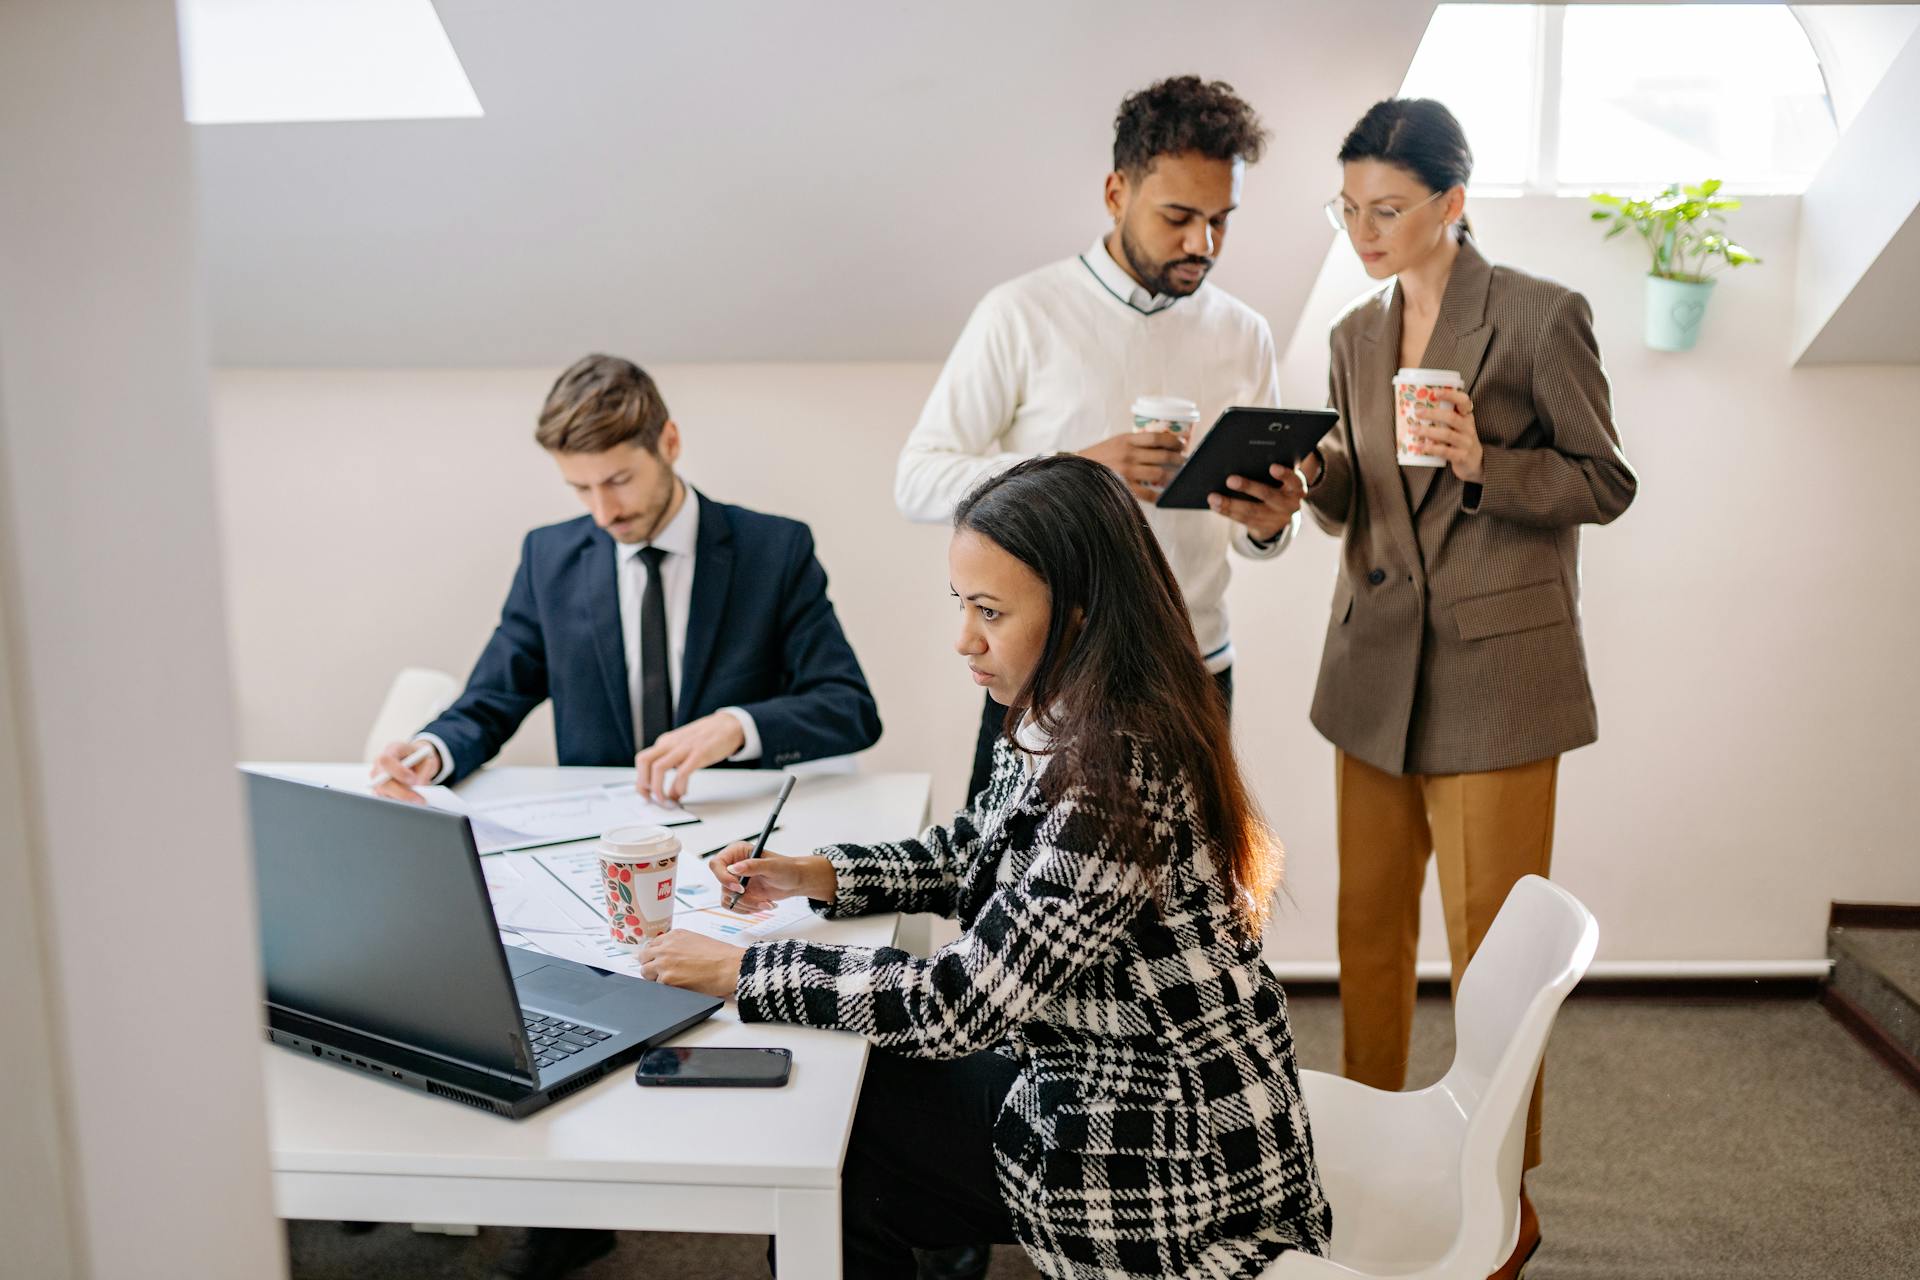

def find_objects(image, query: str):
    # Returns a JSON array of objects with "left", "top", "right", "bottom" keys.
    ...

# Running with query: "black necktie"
[{"left": 637, "top": 545, "right": 673, "bottom": 749}]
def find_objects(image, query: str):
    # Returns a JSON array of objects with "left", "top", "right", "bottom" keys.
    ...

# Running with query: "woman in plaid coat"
[{"left": 642, "top": 455, "right": 1331, "bottom": 1278}]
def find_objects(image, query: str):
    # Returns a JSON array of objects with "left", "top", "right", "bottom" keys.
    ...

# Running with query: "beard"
[
  {"left": 611, "top": 468, "right": 682, "bottom": 544},
  {"left": 1118, "top": 222, "right": 1213, "bottom": 298}
]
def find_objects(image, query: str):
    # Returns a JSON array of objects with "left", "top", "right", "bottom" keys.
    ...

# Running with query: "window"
[
  {"left": 178, "top": 0, "right": 482, "bottom": 125},
  {"left": 1399, "top": 4, "right": 1842, "bottom": 193}
]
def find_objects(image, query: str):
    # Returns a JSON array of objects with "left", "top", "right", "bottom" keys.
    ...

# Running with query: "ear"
[
  {"left": 1062, "top": 605, "right": 1088, "bottom": 649},
  {"left": 1103, "top": 170, "right": 1128, "bottom": 222},
  {"left": 657, "top": 419, "right": 682, "bottom": 466},
  {"left": 1445, "top": 185, "right": 1468, "bottom": 227}
]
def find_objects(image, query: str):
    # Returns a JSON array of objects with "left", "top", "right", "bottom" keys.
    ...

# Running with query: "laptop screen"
[{"left": 243, "top": 770, "right": 529, "bottom": 1078}]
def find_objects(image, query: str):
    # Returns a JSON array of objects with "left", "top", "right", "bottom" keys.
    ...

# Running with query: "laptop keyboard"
[{"left": 521, "top": 1011, "right": 612, "bottom": 1074}]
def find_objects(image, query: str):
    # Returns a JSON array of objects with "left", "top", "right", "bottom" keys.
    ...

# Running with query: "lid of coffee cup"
[
  {"left": 1393, "top": 368, "right": 1465, "bottom": 386},
  {"left": 1130, "top": 394, "right": 1200, "bottom": 421},
  {"left": 598, "top": 824, "right": 679, "bottom": 859}
]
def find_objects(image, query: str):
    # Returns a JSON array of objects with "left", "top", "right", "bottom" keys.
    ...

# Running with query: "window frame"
[{"left": 1413, "top": 3, "right": 1838, "bottom": 198}]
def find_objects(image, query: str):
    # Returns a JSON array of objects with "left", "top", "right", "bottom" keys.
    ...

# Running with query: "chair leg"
[{"left": 1486, "top": 1186, "right": 1539, "bottom": 1280}]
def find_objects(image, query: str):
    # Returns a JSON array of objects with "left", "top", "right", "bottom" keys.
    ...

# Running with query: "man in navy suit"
[{"left": 372, "top": 354, "right": 881, "bottom": 809}]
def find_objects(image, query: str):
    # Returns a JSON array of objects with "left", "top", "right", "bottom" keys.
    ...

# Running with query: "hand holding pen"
[
  {"left": 369, "top": 741, "right": 442, "bottom": 804},
  {"left": 726, "top": 774, "right": 796, "bottom": 910}
]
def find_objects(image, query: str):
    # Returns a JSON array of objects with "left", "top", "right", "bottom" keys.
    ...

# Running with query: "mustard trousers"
[{"left": 1334, "top": 749, "right": 1559, "bottom": 1169}]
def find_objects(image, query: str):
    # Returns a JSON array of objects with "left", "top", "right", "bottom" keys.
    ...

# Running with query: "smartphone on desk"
[{"left": 635, "top": 1046, "right": 793, "bottom": 1088}]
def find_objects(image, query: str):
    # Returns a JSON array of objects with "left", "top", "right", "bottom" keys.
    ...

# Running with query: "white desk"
[{"left": 257, "top": 764, "right": 931, "bottom": 1280}]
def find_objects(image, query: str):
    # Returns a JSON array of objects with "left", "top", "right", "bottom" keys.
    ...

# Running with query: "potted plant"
[{"left": 1589, "top": 180, "right": 1760, "bottom": 351}]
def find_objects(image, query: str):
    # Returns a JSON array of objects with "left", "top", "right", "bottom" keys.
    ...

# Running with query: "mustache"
[{"left": 1170, "top": 257, "right": 1213, "bottom": 269}]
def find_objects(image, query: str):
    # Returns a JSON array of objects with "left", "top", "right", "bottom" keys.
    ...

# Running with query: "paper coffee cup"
[
  {"left": 1392, "top": 368, "right": 1463, "bottom": 468},
  {"left": 1131, "top": 394, "right": 1200, "bottom": 437},
  {"left": 597, "top": 824, "right": 680, "bottom": 949}
]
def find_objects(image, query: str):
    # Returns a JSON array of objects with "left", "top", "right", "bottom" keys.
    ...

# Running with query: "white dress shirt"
[
  {"left": 422, "top": 488, "right": 757, "bottom": 782},
  {"left": 895, "top": 236, "right": 1297, "bottom": 674}
]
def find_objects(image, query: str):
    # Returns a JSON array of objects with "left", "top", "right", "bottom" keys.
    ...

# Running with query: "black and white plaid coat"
[{"left": 736, "top": 736, "right": 1332, "bottom": 1278}]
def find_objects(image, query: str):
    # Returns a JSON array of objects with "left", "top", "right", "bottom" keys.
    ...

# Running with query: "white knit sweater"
[{"left": 895, "top": 239, "right": 1295, "bottom": 671}]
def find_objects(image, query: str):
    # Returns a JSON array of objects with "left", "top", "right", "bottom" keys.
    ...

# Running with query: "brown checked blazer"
[{"left": 1305, "top": 238, "right": 1637, "bottom": 776}]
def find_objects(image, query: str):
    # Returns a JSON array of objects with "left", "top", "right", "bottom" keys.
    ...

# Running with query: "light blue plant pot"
[{"left": 1645, "top": 275, "right": 1716, "bottom": 351}]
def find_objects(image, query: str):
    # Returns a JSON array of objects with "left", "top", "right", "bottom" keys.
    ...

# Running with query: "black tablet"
[{"left": 1154, "top": 407, "right": 1338, "bottom": 510}]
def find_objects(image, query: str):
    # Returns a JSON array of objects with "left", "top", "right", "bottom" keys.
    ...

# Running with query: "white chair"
[
  {"left": 360, "top": 666, "right": 460, "bottom": 764},
  {"left": 1267, "top": 874, "right": 1598, "bottom": 1279}
]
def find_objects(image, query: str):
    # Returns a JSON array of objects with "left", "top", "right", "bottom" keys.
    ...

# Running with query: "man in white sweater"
[{"left": 897, "top": 75, "right": 1306, "bottom": 802}]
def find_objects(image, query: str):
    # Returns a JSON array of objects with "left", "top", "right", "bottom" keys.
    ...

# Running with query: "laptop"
[{"left": 243, "top": 770, "right": 722, "bottom": 1118}]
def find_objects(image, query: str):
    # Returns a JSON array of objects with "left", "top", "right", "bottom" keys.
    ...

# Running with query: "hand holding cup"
[{"left": 1405, "top": 386, "right": 1483, "bottom": 483}]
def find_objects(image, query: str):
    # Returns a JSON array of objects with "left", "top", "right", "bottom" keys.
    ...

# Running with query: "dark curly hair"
[{"left": 1112, "top": 76, "right": 1269, "bottom": 178}]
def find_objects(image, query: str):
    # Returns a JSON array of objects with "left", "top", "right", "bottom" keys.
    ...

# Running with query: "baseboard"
[
  {"left": 1821, "top": 984, "right": 1920, "bottom": 1094},
  {"left": 1829, "top": 902, "right": 1920, "bottom": 930},
  {"left": 1269, "top": 959, "right": 1832, "bottom": 991}
]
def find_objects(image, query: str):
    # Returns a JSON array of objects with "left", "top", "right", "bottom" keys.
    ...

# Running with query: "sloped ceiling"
[
  {"left": 190, "top": 0, "right": 1433, "bottom": 367},
  {"left": 1793, "top": 17, "right": 1920, "bottom": 364}
]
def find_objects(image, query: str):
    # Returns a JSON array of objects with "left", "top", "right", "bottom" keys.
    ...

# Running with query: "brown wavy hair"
[
  {"left": 535, "top": 354, "right": 670, "bottom": 454},
  {"left": 954, "top": 454, "right": 1282, "bottom": 934}
]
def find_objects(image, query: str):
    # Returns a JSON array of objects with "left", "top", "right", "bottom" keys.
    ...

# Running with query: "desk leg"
[
  {"left": 895, "top": 912, "right": 933, "bottom": 958},
  {"left": 774, "top": 1186, "right": 840, "bottom": 1280}
]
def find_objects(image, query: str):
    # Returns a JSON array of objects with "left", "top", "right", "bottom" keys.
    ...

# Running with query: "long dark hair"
[
  {"left": 1337, "top": 97, "right": 1475, "bottom": 241},
  {"left": 954, "top": 454, "right": 1281, "bottom": 933}
]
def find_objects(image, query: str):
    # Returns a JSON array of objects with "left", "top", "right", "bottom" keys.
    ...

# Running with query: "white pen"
[{"left": 370, "top": 743, "right": 435, "bottom": 788}]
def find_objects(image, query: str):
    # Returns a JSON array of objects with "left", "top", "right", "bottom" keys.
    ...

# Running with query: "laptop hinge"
[{"left": 269, "top": 1002, "right": 535, "bottom": 1085}]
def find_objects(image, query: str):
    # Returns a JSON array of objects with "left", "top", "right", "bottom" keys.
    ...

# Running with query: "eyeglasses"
[{"left": 1324, "top": 188, "right": 1446, "bottom": 236}]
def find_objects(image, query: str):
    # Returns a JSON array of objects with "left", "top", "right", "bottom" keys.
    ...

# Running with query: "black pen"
[{"left": 727, "top": 773, "right": 796, "bottom": 910}]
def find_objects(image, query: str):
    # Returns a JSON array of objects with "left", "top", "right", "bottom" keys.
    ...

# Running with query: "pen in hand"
[
  {"left": 370, "top": 743, "right": 435, "bottom": 788},
  {"left": 728, "top": 773, "right": 796, "bottom": 910}
]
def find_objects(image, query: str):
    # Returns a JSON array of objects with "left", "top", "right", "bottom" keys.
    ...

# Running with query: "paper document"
[
  {"left": 528, "top": 834, "right": 823, "bottom": 950},
  {"left": 490, "top": 887, "right": 601, "bottom": 938},
  {"left": 671, "top": 895, "right": 819, "bottom": 943},
  {"left": 429, "top": 783, "right": 695, "bottom": 854}
]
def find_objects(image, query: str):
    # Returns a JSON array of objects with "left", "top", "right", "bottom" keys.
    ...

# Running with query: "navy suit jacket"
[{"left": 422, "top": 491, "right": 881, "bottom": 784}]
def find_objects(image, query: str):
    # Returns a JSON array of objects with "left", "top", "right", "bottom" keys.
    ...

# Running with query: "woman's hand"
[
  {"left": 706, "top": 843, "right": 836, "bottom": 913},
  {"left": 637, "top": 929, "right": 747, "bottom": 999},
  {"left": 1409, "top": 387, "right": 1483, "bottom": 483}
]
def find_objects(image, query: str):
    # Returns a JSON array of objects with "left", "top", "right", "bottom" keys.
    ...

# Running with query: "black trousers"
[
  {"left": 967, "top": 666, "right": 1235, "bottom": 800},
  {"left": 769, "top": 1049, "right": 1020, "bottom": 1278}
]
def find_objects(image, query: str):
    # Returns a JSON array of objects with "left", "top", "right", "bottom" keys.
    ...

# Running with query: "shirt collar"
[
  {"left": 1013, "top": 712, "right": 1056, "bottom": 772},
  {"left": 615, "top": 482, "right": 699, "bottom": 561},
  {"left": 1080, "top": 235, "right": 1181, "bottom": 316}
]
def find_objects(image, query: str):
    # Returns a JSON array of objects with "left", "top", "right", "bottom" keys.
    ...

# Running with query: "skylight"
[{"left": 178, "top": 0, "right": 482, "bottom": 125}]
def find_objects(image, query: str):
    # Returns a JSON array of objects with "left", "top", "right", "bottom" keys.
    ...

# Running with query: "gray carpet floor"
[{"left": 286, "top": 993, "right": 1920, "bottom": 1279}]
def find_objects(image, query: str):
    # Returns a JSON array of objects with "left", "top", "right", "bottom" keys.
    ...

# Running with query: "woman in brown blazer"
[{"left": 1296, "top": 98, "right": 1636, "bottom": 1279}]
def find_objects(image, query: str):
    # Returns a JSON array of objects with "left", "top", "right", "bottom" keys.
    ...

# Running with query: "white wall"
[
  {"left": 1277, "top": 193, "right": 1920, "bottom": 971},
  {"left": 213, "top": 192, "right": 1920, "bottom": 972},
  {"left": 0, "top": 2, "right": 283, "bottom": 1275}
]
